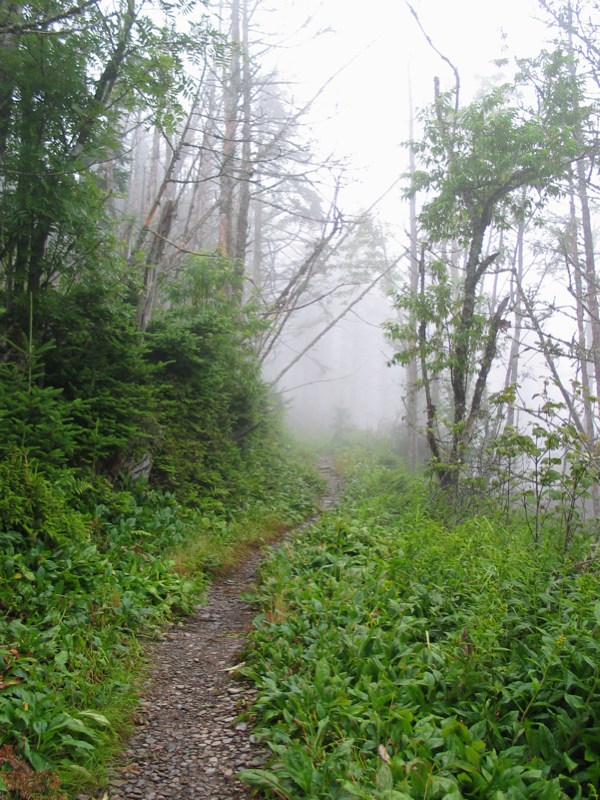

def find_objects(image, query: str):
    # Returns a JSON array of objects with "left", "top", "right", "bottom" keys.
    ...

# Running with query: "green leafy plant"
[
  {"left": 242, "top": 455, "right": 600, "bottom": 799},
  {"left": 0, "top": 427, "right": 322, "bottom": 798},
  {"left": 487, "top": 405, "right": 598, "bottom": 554}
]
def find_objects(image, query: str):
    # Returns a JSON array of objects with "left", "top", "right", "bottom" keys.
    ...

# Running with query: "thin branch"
[
  {"left": 0, "top": 1, "right": 98, "bottom": 34},
  {"left": 140, "top": 230, "right": 223, "bottom": 260},
  {"left": 278, "top": 369, "right": 361, "bottom": 394},
  {"left": 514, "top": 269, "right": 585, "bottom": 434},
  {"left": 264, "top": 282, "right": 362, "bottom": 315},
  {"left": 405, "top": 1, "right": 460, "bottom": 111},
  {"left": 269, "top": 253, "right": 405, "bottom": 388}
]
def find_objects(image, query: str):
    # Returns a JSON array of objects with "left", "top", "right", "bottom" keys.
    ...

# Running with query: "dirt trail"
[{"left": 97, "top": 458, "right": 340, "bottom": 800}]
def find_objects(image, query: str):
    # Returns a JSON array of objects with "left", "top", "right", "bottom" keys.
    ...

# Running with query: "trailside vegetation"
[
  {"left": 241, "top": 452, "right": 600, "bottom": 800},
  {"left": 0, "top": 250, "right": 324, "bottom": 798},
  {"left": 0, "top": 428, "right": 322, "bottom": 798},
  {"left": 0, "top": 217, "right": 325, "bottom": 799},
  {"left": 0, "top": 2, "right": 328, "bottom": 795}
]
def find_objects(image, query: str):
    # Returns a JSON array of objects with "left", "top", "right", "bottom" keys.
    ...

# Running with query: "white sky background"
[
  {"left": 259, "top": 0, "right": 547, "bottom": 217},
  {"left": 254, "top": 0, "right": 552, "bottom": 434}
]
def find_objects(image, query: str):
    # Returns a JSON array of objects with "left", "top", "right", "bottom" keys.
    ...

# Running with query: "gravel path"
[{"left": 97, "top": 460, "right": 340, "bottom": 800}]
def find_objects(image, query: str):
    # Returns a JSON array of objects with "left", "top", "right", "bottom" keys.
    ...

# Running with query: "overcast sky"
[{"left": 260, "top": 0, "right": 547, "bottom": 216}]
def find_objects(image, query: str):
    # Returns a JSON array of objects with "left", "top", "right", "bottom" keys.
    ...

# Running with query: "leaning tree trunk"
[
  {"left": 406, "top": 86, "right": 421, "bottom": 471},
  {"left": 137, "top": 199, "right": 176, "bottom": 331},
  {"left": 218, "top": 0, "right": 241, "bottom": 262}
]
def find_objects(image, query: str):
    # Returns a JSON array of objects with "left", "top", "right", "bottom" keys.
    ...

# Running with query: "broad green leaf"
[
  {"left": 377, "top": 763, "right": 393, "bottom": 791},
  {"left": 238, "top": 768, "right": 291, "bottom": 798},
  {"left": 79, "top": 710, "right": 111, "bottom": 726}
]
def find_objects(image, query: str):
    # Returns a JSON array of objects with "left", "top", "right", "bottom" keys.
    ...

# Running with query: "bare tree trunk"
[
  {"left": 251, "top": 178, "right": 263, "bottom": 291},
  {"left": 504, "top": 220, "right": 524, "bottom": 430},
  {"left": 129, "top": 81, "right": 203, "bottom": 264},
  {"left": 181, "top": 80, "right": 216, "bottom": 248},
  {"left": 146, "top": 126, "right": 162, "bottom": 221},
  {"left": 218, "top": 0, "right": 241, "bottom": 260},
  {"left": 566, "top": 4, "right": 600, "bottom": 405},
  {"left": 566, "top": 174, "right": 600, "bottom": 516},
  {"left": 122, "top": 110, "right": 145, "bottom": 257},
  {"left": 417, "top": 245, "right": 444, "bottom": 468},
  {"left": 406, "top": 83, "right": 420, "bottom": 470},
  {"left": 567, "top": 176, "right": 595, "bottom": 441},
  {"left": 231, "top": 0, "right": 253, "bottom": 300},
  {"left": 0, "top": 3, "right": 20, "bottom": 159},
  {"left": 129, "top": 82, "right": 205, "bottom": 326},
  {"left": 137, "top": 199, "right": 176, "bottom": 331},
  {"left": 575, "top": 157, "right": 600, "bottom": 403}
]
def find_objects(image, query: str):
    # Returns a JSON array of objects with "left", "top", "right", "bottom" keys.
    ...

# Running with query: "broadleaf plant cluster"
[{"left": 242, "top": 452, "right": 600, "bottom": 800}]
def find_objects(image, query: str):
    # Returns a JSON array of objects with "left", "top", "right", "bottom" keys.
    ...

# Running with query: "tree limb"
[
  {"left": 268, "top": 254, "right": 405, "bottom": 388},
  {"left": 405, "top": 2, "right": 460, "bottom": 113},
  {"left": 0, "top": 1, "right": 98, "bottom": 34},
  {"left": 465, "top": 295, "right": 510, "bottom": 438},
  {"left": 514, "top": 269, "right": 586, "bottom": 434}
]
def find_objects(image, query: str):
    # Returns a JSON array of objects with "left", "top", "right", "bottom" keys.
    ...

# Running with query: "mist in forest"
[
  {"left": 247, "top": 0, "right": 550, "bottom": 444},
  {"left": 266, "top": 288, "right": 404, "bottom": 437},
  {"left": 114, "top": 1, "right": 553, "bottom": 447},
  {"left": 4, "top": 0, "right": 598, "bottom": 480}
]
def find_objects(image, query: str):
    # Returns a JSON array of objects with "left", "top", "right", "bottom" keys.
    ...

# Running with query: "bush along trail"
[
  {"left": 241, "top": 453, "right": 600, "bottom": 800},
  {"left": 0, "top": 441, "right": 324, "bottom": 800}
]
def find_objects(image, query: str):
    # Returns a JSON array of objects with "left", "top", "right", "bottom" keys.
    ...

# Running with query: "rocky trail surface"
[{"left": 94, "top": 459, "right": 340, "bottom": 800}]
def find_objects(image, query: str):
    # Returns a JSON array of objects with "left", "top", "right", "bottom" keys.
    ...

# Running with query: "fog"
[
  {"left": 265, "top": 288, "right": 403, "bottom": 436},
  {"left": 254, "top": 0, "right": 552, "bottom": 439},
  {"left": 103, "top": 0, "right": 596, "bottom": 453}
]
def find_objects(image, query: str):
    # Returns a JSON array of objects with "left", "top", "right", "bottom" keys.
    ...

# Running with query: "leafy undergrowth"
[
  {"left": 241, "top": 458, "right": 600, "bottom": 800},
  {"left": 0, "top": 446, "right": 322, "bottom": 799}
]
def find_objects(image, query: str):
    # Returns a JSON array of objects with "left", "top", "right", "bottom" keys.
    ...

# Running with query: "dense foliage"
[
  {"left": 0, "top": 438, "right": 321, "bottom": 798},
  {"left": 2, "top": 2, "right": 600, "bottom": 799},
  {"left": 0, "top": 3, "right": 328, "bottom": 796},
  {"left": 0, "top": 248, "right": 323, "bottom": 799},
  {"left": 242, "top": 454, "right": 600, "bottom": 799},
  {"left": 0, "top": 0, "right": 203, "bottom": 337}
]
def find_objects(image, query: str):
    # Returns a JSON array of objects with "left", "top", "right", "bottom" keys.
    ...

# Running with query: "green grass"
[{"left": 241, "top": 460, "right": 600, "bottom": 800}]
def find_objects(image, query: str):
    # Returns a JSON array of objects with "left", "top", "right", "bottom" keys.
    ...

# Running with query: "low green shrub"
[
  {"left": 0, "top": 437, "right": 322, "bottom": 798},
  {"left": 0, "top": 457, "right": 203, "bottom": 793},
  {"left": 242, "top": 460, "right": 600, "bottom": 799}
]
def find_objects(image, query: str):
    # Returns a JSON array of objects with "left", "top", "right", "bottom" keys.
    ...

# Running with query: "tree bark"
[
  {"left": 567, "top": 175, "right": 595, "bottom": 442},
  {"left": 447, "top": 212, "right": 499, "bottom": 481},
  {"left": 504, "top": 219, "right": 524, "bottom": 430},
  {"left": 137, "top": 199, "right": 177, "bottom": 331},
  {"left": 218, "top": 0, "right": 241, "bottom": 260},
  {"left": 406, "top": 81, "right": 420, "bottom": 470}
]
